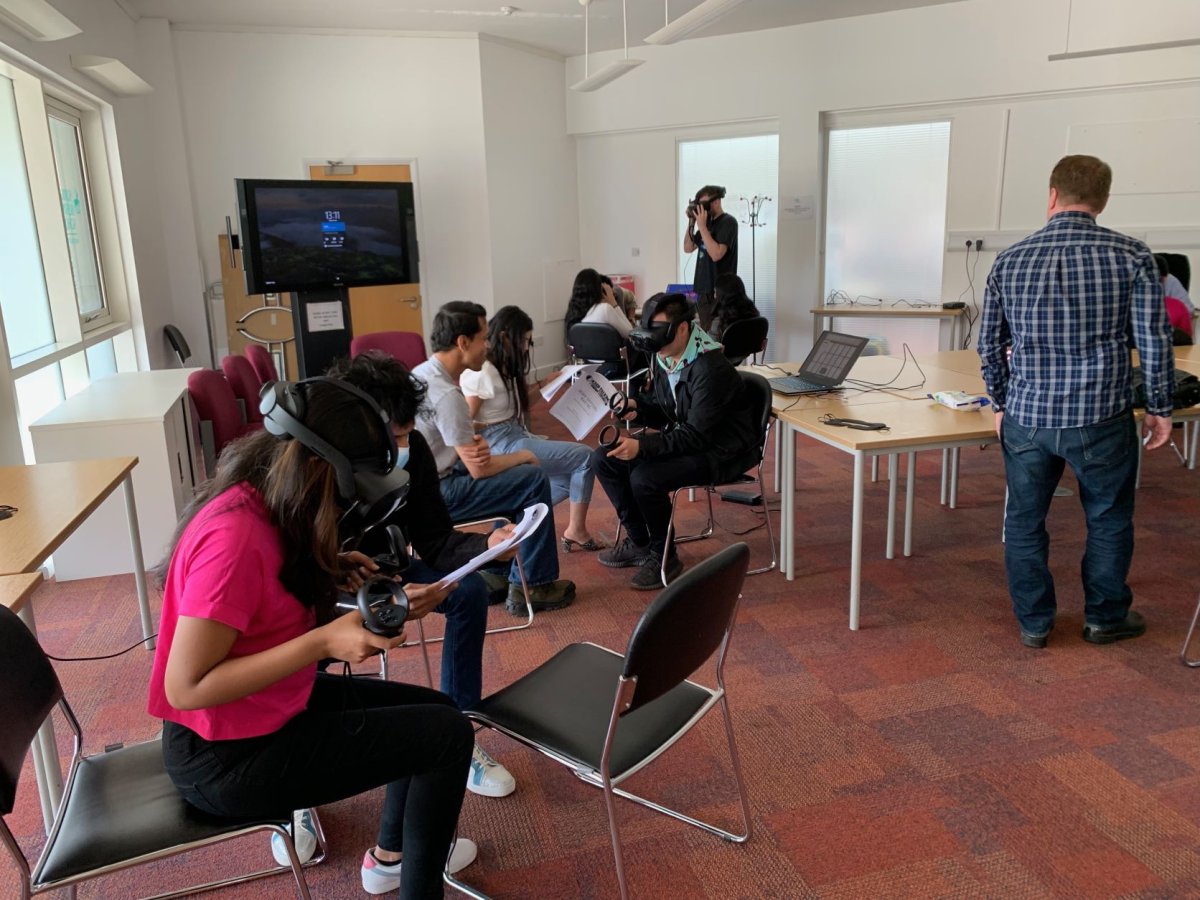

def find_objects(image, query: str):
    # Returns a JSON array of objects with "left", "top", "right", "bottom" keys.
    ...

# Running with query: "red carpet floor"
[{"left": 5, "top": 411, "right": 1200, "bottom": 898}]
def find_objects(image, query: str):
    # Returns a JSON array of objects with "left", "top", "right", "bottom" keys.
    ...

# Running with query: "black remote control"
[{"left": 356, "top": 575, "right": 409, "bottom": 637}]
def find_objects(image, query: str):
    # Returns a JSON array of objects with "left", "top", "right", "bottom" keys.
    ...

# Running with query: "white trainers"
[
  {"left": 360, "top": 837, "right": 478, "bottom": 894},
  {"left": 467, "top": 743, "right": 515, "bottom": 797},
  {"left": 270, "top": 808, "right": 318, "bottom": 867}
]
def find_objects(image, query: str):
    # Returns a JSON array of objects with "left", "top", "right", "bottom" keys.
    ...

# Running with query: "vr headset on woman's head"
[{"left": 259, "top": 377, "right": 411, "bottom": 539}]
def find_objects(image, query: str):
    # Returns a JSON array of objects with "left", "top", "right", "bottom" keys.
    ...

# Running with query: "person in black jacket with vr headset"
[{"left": 594, "top": 292, "right": 758, "bottom": 590}]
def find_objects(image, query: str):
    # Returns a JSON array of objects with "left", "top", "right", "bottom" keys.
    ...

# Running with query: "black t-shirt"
[{"left": 691, "top": 212, "right": 738, "bottom": 295}]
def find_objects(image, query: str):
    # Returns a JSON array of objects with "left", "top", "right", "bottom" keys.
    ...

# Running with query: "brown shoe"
[{"left": 506, "top": 580, "right": 576, "bottom": 615}]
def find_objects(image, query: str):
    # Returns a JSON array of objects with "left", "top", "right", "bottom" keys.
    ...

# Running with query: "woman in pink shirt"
[{"left": 148, "top": 379, "right": 473, "bottom": 899}]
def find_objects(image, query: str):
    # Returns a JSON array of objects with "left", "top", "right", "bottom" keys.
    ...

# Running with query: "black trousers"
[
  {"left": 593, "top": 446, "right": 715, "bottom": 553},
  {"left": 163, "top": 674, "right": 473, "bottom": 900}
]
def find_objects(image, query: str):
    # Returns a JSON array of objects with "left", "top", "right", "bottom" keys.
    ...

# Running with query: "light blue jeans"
[{"left": 479, "top": 419, "right": 595, "bottom": 506}]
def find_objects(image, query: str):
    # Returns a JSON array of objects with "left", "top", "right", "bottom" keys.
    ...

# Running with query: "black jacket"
[
  {"left": 360, "top": 430, "right": 486, "bottom": 572},
  {"left": 633, "top": 349, "right": 758, "bottom": 476}
]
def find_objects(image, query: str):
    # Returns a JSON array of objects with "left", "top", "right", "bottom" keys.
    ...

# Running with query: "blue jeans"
[
  {"left": 1000, "top": 411, "right": 1138, "bottom": 635},
  {"left": 405, "top": 559, "right": 488, "bottom": 710},
  {"left": 479, "top": 419, "right": 595, "bottom": 505},
  {"left": 438, "top": 462, "right": 559, "bottom": 586}
]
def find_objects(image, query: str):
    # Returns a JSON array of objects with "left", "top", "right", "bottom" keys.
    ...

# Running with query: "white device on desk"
[
  {"left": 29, "top": 370, "right": 203, "bottom": 580},
  {"left": 768, "top": 331, "right": 870, "bottom": 395}
]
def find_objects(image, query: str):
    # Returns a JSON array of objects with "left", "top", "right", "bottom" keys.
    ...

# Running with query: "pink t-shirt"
[
  {"left": 1166, "top": 295, "right": 1193, "bottom": 339},
  {"left": 147, "top": 483, "right": 317, "bottom": 740}
]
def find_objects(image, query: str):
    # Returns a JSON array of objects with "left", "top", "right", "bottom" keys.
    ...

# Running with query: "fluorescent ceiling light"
[
  {"left": 644, "top": 0, "right": 749, "bottom": 46},
  {"left": 0, "top": 0, "right": 81, "bottom": 41},
  {"left": 571, "top": 58, "right": 644, "bottom": 92},
  {"left": 70, "top": 55, "right": 153, "bottom": 95},
  {"left": 570, "top": 0, "right": 642, "bottom": 92}
]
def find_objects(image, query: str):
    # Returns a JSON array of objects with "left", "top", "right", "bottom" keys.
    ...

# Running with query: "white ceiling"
[{"left": 120, "top": 0, "right": 965, "bottom": 57}]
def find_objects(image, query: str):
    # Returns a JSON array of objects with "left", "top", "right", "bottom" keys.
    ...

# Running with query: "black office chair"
[
  {"left": 163, "top": 325, "right": 191, "bottom": 366},
  {"left": 567, "top": 322, "right": 647, "bottom": 396},
  {"left": 446, "top": 543, "right": 753, "bottom": 900},
  {"left": 0, "top": 605, "right": 323, "bottom": 899},
  {"left": 720, "top": 316, "right": 769, "bottom": 366},
  {"left": 659, "top": 371, "right": 777, "bottom": 586}
]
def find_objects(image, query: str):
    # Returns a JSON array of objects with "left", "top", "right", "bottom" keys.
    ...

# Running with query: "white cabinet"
[{"left": 29, "top": 369, "right": 203, "bottom": 580}]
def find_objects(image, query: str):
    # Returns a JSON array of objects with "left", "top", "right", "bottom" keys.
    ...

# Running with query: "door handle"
[{"left": 407, "top": 294, "right": 421, "bottom": 310}]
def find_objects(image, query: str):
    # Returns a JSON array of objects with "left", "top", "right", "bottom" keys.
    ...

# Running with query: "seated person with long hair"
[
  {"left": 328, "top": 351, "right": 522, "bottom": 796},
  {"left": 565, "top": 268, "right": 634, "bottom": 339},
  {"left": 148, "top": 378, "right": 475, "bottom": 899},
  {"left": 708, "top": 273, "right": 759, "bottom": 340},
  {"left": 460, "top": 305, "right": 604, "bottom": 553}
]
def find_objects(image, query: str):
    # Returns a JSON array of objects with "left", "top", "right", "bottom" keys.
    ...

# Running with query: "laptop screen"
[{"left": 798, "top": 331, "right": 870, "bottom": 385}]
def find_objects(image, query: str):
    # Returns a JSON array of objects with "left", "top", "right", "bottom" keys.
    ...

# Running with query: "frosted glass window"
[
  {"left": 824, "top": 122, "right": 950, "bottom": 302},
  {"left": 678, "top": 134, "right": 779, "bottom": 359},
  {"left": 86, "top": 338, "right": 117, "bottom": 378},
  {"left": 48, "top": 108, "right": 106, "bottom": 320},
  {"left": 0, "top": 75, "right": 56, "bottom": 359},
  {"left": 16, "top": 362, "right": 64, "bottom": 462}
]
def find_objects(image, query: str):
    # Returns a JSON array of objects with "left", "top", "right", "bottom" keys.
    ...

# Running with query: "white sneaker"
[
  {"left": 270, "top": 808, "right": 318, "bottom": 867},
  {"left": 467, "top": 743, "right": 515, "bottom": 797},
  {"left": 360, "top": 837, "right": 478, "bottom": 894}
]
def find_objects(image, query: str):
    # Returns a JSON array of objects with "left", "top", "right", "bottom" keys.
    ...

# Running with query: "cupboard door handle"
[{"left": 176, "top": 451, "right": 184, "bottom": 483}]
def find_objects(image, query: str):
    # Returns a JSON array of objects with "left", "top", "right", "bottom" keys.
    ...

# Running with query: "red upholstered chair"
[
  {"left": 350, "top": 331, "right": 428, "bottom": 369},
  {"left": 244, "top": 343, "right": 279, "bottom": 384},
  {"left": 187, "top": 369, "right": 249, "bottom": 473},
  {"left": 221, "top": 354, "right": 265, "bottom": 425}
]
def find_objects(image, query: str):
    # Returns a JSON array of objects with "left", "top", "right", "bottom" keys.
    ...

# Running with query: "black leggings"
[{"left": 163, "top": 674, "right": 473, "bottom": 900}]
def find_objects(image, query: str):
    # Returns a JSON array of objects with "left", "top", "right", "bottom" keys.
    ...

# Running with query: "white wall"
[
  {"left": 478, "top": 38, "right": 579, "bottom": 365},
  {"left": 171, "top": 29, "right": 495, "bottom": 348},
  {"left": 567, "top": 0, "right": 1200, "bottom": 360}
]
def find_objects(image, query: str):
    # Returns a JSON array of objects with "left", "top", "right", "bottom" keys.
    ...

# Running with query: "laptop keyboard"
[{"left": 768, "top": 375, "right": 832, "bottom": 394}]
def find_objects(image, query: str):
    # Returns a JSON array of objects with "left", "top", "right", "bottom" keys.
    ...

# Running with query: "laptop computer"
[{"left": 768, "top": 331, "right": 870, "bottom": 395}]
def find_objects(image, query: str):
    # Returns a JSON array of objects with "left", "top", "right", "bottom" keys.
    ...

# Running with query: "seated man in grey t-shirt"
[{"left": 412, "top": 302, "right": 575, "bottom": 613}]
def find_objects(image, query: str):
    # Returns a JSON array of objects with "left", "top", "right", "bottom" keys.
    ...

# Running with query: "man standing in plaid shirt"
[{"left": 978, "top": 155, "right": 1174, "bottom": 650}]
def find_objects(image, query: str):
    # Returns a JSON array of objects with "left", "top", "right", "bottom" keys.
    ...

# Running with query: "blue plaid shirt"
[{"left": 978, "top": 211, "right": 1175, "bottom": 427}]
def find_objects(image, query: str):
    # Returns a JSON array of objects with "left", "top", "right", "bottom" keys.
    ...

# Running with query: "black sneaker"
[
  {"left": 477, "top": 570, "right": 509, "bottom": 606},
  {"left": 1082, "top": 610, "right": 1146, "bottom": 645},
  {"left": 630, "top": 555, "right": 683, "bottom": 591},
  {"left": 598, "top": 537, "right": 652, "bottom": 569},
  {"left": 506, "top": 580, "right": 576, "bottom": 616}
]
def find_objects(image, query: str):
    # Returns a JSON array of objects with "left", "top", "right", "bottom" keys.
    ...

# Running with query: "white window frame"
[{"left": 45, "top": 95, "right": 111, "bottom": 331}]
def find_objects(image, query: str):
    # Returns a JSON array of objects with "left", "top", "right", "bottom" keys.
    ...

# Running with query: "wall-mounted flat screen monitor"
[{"left": 236, "top": 178, "right": 418, "bottom": 295}]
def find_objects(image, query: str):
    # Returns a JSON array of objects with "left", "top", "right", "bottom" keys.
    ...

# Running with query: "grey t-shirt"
[{"left": 412, "top": 357, "right": 476, "bottom": 478}]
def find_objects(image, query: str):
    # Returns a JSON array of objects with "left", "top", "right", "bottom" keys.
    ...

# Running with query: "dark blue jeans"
[
  {"left": 407, "top": 559, "right": 487, "bottom": 710},
  {"left": 438, "top": 462, "right": 559, "bottom": 586},
  {"left": 1000, "top": 410, "right": 1139, "bottom": 635}
]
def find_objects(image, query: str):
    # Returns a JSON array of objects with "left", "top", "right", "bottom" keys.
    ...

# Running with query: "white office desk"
[{"left": 29, "top": 369, "right": 202, "bottom": 580}]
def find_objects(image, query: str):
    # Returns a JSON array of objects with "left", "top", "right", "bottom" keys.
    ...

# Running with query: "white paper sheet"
[
  {"left": 436, "top": 502, "right": 549, "bottom": 586},
  {"left": 548, "top": 370, "right": 618, "bottom": 440},
  {"left": 539, "top": 364, "right": 599, "bottom": 401}
]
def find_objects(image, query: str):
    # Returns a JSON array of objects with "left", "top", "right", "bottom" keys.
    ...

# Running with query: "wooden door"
[
  {"left": 219, "top": 234, "right": 298, "bottom": 378},
  {"left": 307, "top": 164, "right": 423, "bottom": 336}
]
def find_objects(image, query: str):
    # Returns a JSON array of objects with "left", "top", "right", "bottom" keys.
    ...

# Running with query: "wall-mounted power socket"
[{"left": 531, "top": 334, "right": 544, "bottom": 346}]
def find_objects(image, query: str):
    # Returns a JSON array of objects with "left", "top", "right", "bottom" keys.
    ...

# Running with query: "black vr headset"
[
  {"left": 629, "top": 294, "right": 696, "bottom": 354},
  {"left": 258, "top": 377, "right": 410, "bottom": 540}
]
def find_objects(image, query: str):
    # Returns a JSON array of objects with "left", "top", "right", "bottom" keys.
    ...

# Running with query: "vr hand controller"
[
  {"left": 598, "top": 390, "right": 632, "bottom": 449},
  {"left": 356, "top": 575, "right": 410, "bottom": 638}
]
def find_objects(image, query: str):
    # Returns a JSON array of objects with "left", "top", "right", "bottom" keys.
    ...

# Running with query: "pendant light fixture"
[
  {"left": 644, "top": 0, "right": 750, "bottom": 46},
  {"left": 570, "top": 0, "right": 643, "bottom": 93}
]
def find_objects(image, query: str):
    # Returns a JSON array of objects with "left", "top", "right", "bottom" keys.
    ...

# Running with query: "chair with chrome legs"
[
  {"left": 1179, "top": 590, "right": 1200, "bottom": 667},
  {"left": 445, "top": 543, "right": 753, "bottom": 900},
  {"left": 0, "top": 605, "right": 324, "bottom": 900},
  {"left": 657, "top": 371, "right": 777, "bottom": 587}
]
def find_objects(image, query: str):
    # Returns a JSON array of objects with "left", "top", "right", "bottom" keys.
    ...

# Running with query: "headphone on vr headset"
[{"left": 258, "top": 377, "right": 410, "bottom": 531}]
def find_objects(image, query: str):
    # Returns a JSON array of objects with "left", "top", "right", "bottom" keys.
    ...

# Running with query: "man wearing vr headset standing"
[
  {"left": 683, "top": 185, "right": 739, "bottom": 332},
  {"left": 594, "top": 293, "right": 758, "bottom": 590}
]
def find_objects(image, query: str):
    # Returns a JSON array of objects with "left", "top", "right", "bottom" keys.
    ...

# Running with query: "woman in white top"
[
  {"left": 564, "top": 268, "right": 633, "bottom": 339},
  {"left": 461, "top": 306, "right": 604, "bottom": 553}
]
